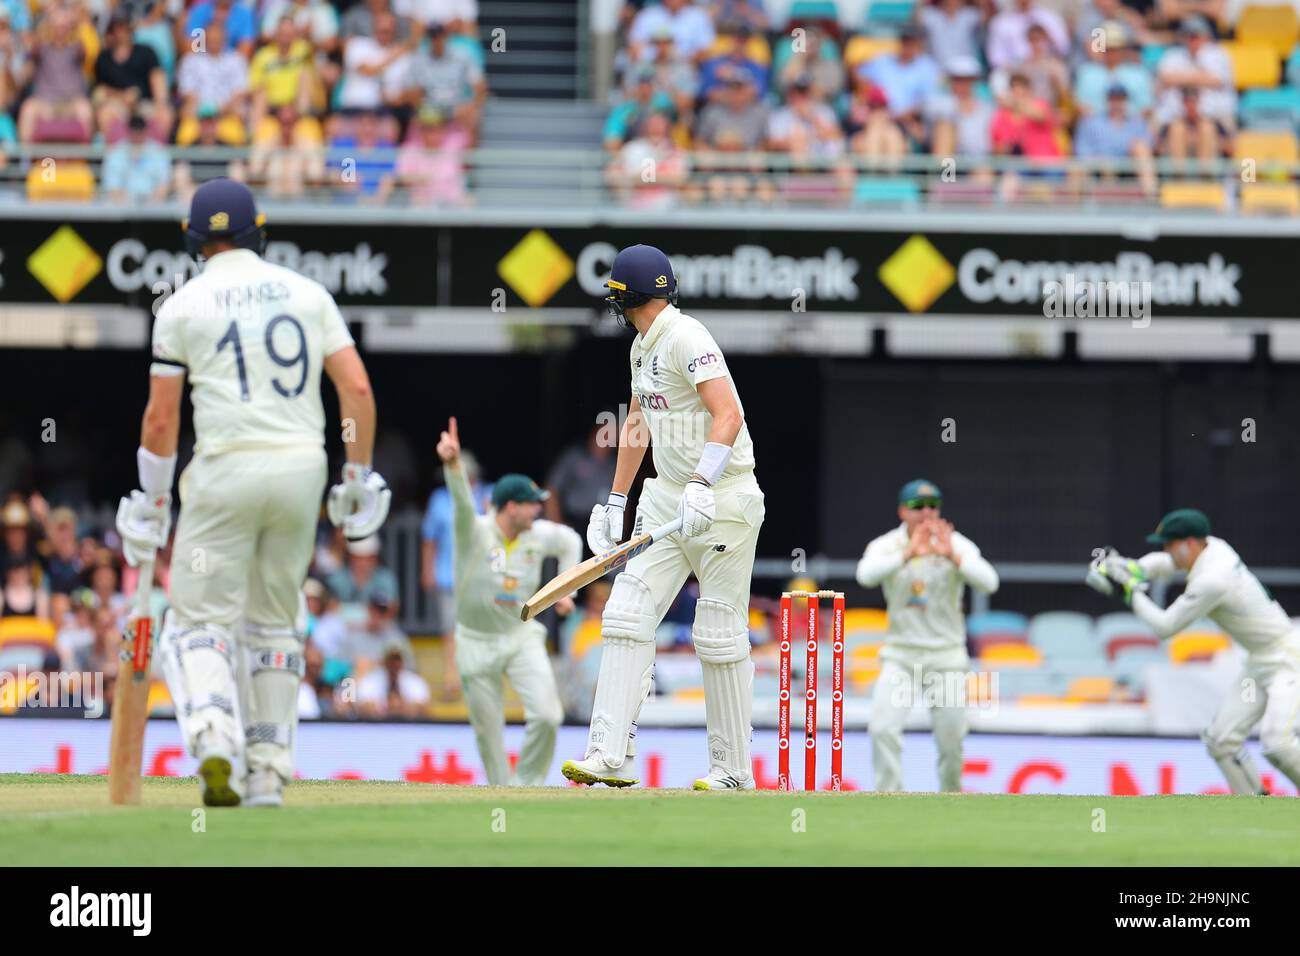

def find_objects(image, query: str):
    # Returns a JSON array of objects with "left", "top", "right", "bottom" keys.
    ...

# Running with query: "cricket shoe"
[
  {"left": 243, "top": 768, "right": 284, "bottom": 808},
  {"left": 691, "top": 769, "right": 755, "bottom": 791},
  {"left": 197, "top": 731, "right": 243, "bottom": 807},
  {"left": 561, "top": 752, "right": 639, "bottom": 787}
]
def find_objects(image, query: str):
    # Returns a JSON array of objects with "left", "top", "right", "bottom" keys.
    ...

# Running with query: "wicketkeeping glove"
[
  {"left": 1086, "top": 548, "right": 1149, "bottom": 606},
  {"left": 115, "top": 490, "right": 171, "bottom": 567},
  {"left": 327, "top": 463, "right": 391, "bottom": 540}
]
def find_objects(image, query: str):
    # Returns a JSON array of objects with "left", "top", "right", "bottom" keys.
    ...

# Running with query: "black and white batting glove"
[{"left": 327, "top": 464, "right": 391, "bottom": 541}]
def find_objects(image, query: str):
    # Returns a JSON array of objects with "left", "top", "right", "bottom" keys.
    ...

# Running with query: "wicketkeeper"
[
  {"left": 1088, "top": 508, "right": 1300, "bottom": 794},
  {"left": 562, "top": 244, "right": 766, "bottom": 790},
  {"left": 856, "top": 480, "right": 999, "bottom": 792}
]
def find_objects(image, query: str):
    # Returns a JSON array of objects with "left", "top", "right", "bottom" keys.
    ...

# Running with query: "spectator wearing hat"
[
  {"left": 1074, "top": 83, "right": 1157, "bottom": 194},
  {"left": 1154, "top": 15, "right": 1234, "bottom": 128},
  {"left": 42, "top": 506, "right": 82, "bottom": 625},
  {"left": 646, "top": 25, "right": 699, "bottom": 120},
  {"left": 859, "top": 24, "right": 941, "bottom": 147},
  {"left": 1, "top": 497, "right": 38, "bottom": 577},
  {"left": 603, "top": 64, "right": 674, "bottom": 152},
  {"left": 920, "top": 0, "right": 986, "bottom": 67},
  {"left": 93, "top": 9, "right": 169, "bottom": 141},
  {"left": 327, "top": 533, "right": 400, "bottom": 609},
  {"left": 1074, "top": 20, "right": 1154, "bottom": 117},
  {"left": 925, "top": 56, "right": 996, "bottom": 165},
  {"left": 1074, "top": 0, "right": 1150, "bottom": 63},
  {"left": 401, "top": 21, "right": 485, "bottom": 139},
  {"left": 102, "top": 113, "right": 171, "bottom": 202},
  {"left": 845, "top": 74, "right": 907, "bottom": 166},
  {"left": 395, "top": 105, "right": 468, "bottom": 205},
  {"left": 697, "top": 20, "right": 767, "bottom": 101},
  {"left": 354, "top": 635, "right": 431, "bottom": 718},
  {"left": 694, "top": 68, "right": 773, "bottom": 201},
  {"left": 628, "top": 0, "right": 715, "bottom": 66},
  {"left": 175, "top": 18, "right": 249, "bottom": 142},
  {"left": 18, "top": 4, "right": 92, "bottom": 142}
]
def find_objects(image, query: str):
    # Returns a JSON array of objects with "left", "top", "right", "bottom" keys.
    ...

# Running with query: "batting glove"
[
  {"left": 678, "top": 480, "right": 715, "bottom": 537},
  {"left": 586, "top": 492, "right": 626, "bottom": 555},
  {"left": 115, "top": 490, "right": 171, "bottom": 567},
  {"left": 1086, "top": 548, "right": 1148, "bottom": 606},
  {"left": 327, "top": 464, "right": 391, "bottom": 541}
]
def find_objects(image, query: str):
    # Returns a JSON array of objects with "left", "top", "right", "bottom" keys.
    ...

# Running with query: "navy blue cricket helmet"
[
  {"left": 183, "top": 178, "right": 267, "bottom": 259},
  {"left": 604, "top": 244, "right": 678, "bottom": 325}
]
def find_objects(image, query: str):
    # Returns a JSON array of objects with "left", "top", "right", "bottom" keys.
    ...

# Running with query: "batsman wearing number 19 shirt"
[
  {"left": 115, "top": 180, "right": 391, "bottom": 808},
  {"left": 562, "top": 244, "right": 766, "bottom": 791}
]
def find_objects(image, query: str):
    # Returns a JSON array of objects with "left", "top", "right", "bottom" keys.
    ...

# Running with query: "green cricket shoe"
[
  {"left": 561, "top": 754, "right": 639, "bottom": 788},
  {"left": 197, "top": 732, "right": 242, "bottom": 807}
]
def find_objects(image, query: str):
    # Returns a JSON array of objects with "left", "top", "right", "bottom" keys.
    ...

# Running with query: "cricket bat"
[
  {"left": 108, "top": 559, "right": 154, "bottom": 805},
  {"left": 521, "top": 517, "right": 682, "bottom": 621}
]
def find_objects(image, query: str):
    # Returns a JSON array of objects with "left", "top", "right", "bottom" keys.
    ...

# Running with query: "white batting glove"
[
  {"left": 327, "top": 463, "right": 392, "bottom": 540},
  {"left": 678, "top": 480, "right": 715, "bottom": 537},
  {"left": 586, "top": 492, "right": 626, "bottom": 555},
  {"left": 115, "top": 490, "right": 171, "bottom": 567}
]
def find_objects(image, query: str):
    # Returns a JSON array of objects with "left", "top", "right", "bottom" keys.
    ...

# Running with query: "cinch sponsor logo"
[
  {"left": 577, "top": 242, "right": 860, "bottom": 302},
  {"left": 49, "top": 886, "right": 151, "bottom": 936},
  {"left": 686, "top": 352, "right": 718, "bottom": 373},
  {"left": 957, "top": 248, "right": 1240, "bottom": 308},
  {"left": 638, "top": 392, "right": 670, "bottom": 410}
]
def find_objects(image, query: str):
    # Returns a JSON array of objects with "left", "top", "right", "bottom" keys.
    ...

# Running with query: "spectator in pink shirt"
[
  {"left": 397, "top": 106, "right": 468, "bottom": 205},
  {"left": 991, "top": 71, "right": 1064, "bottom": 200}
]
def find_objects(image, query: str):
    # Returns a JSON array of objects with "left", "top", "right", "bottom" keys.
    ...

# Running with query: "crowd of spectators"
[
  {"left": 604, "top": 0, "right": 1291, "bottom": 204},
  {"left": 9, "top": 0, "right": 481, "bottom": 204}
]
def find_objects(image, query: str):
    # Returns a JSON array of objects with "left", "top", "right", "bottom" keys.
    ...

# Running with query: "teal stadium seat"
[
  {"left": 852, "top": 176, "right": 921, "bottom": 205},
  {"left": 1027, "top": 611, "right": 1102, "bottom": 660},
  {"left": 866, "top": 1, "right": 916, "bottom": 30},
  {"left": 1287, "top": 47, "right": 1300, "bottom": 86},
  {"left": 788, "top": 1, "right": 840, "bottom": 23},
  {"left": 1240, "top": 87, "right": 1300, "bottom": 129},
  {"left": 1141, "top": 44, "right": 1167, "bottom": 72},
  {"left": 966, "top": 610, "right": 1028, "bottom": 637},
  {"left": 771, "top": 32, "right": 842, "bottom": 77}
]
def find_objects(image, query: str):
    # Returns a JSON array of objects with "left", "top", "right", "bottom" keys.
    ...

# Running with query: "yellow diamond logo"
[
  {"left": 497, "top": 229, "right": 574, "bottom": 307},
  {"left": 878, "top": 235, "right": 954, "bottom": 313},
  {"left": 28, "top": 225, "right": 102, "bottom": 303}
]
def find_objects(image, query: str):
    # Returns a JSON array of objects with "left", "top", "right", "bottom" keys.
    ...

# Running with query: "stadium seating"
[
  {"left": 865, "top": 1, "right": 916, "bottom": 30},
  {"left": 1168, "top": 631, "right": 1233, "bottom": 663},
  {"left": 1159, "top": 182, "right": 1229, "bottom": 211},
  {"left": 1027, "top": 611, "right": 1097, "bottom": 659},
  {"left": 1221, "top": 41, "right": 1282, "bottom": 89},
  {"left": 844, "top": 35, "right": 900, "bottom": 68},
  {"left": 1239, "top": 87, "right": 1300, "bottom": 129},
  {"left": 979, "top": 642, "right": 1044, "bottom": 667},
  {"left": 852, "top": 176, "right": 922, "bottom": 205},
  {"left": 1241, "top": 182, "right": 1300, "bottom": 214},
  {"left": 1235, "top": 4, "right": 1300, "bottom": 58}
]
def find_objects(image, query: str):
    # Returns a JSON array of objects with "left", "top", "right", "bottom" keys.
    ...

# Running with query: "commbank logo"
[
  {"left": 28, "top": 226, "right": 102, "bottom": 303},
  {"left": 49, "top": 886, "right": 151, "bottom": 936},
  {"left": 878, "top": 235, "right": 955, "bottom": 313},
  {"left": 497, "top": 229, "right": 574, "bottom": 307}
]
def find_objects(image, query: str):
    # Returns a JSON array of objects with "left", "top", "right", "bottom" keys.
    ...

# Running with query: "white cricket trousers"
[
  {"left": 1204, "top": 635, "right": 1300, "bottom": 789},
  {"left": 457, "top": 624, "right": 564, "bottom": 786},
  {"left": 870, "top": 643, "right": 970, "bottom": 792}
]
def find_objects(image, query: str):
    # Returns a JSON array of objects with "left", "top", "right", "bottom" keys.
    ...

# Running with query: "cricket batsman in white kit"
[
  {"left": 115, "top": 179, "right": 390, "bottom": 807},
  {"left": 856, "top": 480, "right": 999, "bottom": 792},
  {"left": 562, "top": 244, "right": 765, "bottom": 790},
  {"left": 435, "top": 417, "right": 581, "bottom": 786},
  {"left": 1089, "top": 508, "right": 1300, "bottom": 794}
]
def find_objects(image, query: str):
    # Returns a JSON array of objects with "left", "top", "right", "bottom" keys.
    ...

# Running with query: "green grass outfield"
[{"left": 2, "top": 773, "right": 1296, "bottom": 866}]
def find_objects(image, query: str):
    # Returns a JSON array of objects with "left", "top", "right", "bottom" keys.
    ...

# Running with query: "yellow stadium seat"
[
  {"left": 1168, "top": 631, "right": 1232, "bottom": 663},
  {"left": 979, "top": 643, "right": 1044, "bottom": 666},
  {"left": 848, "top": 663, "right": 881, "bottom": 691},
  {"left": 1220, "top": 41, "right": 1281, "bottom": 89},
  {"left": 843, "top": 607, "right": 888, "bottom": 632},
  {"left": 849, "top": 641, "right": 883, "bottom": 660},
  {"left": 1242, "top": 182, "right": 1300, "bottom": 214},
  {"left": 844, "top": 35, "right": 899, "bottom": 68},
  {"left": 1159, "top": 182, "right": 1228, "bottom": 211},
  {"left": 146, "top": 681, "right": 173, "bottom": 715},
  {"left": 1016, "top": 694, "right": 1080, "bottom": 707},
  {"left": 0, "top": 616, "right": 56, "bottom": 646},
  {"left": 672, "top": 687, "right": 706, "bottom": 701},
  {"left": 1065, "top": 676, "right": 1117, "bottom": 702},
  {"left": 1236, "top": 4, "right": 1300, "bottom": 59},
  {"left": 748, "top": 608, "right": 767, "bottom": 632},
  {"left": 25, "top": 161, "right": 95, "bottom": 202},
  {"left": 1233, "top": 129, "right": 1299, "bottom": 164},
  {"left": 700, "top": 34, "right": 771, "bottom": 65},
  {"left": 570, "top": 619, "right": 603, "bottom": 658}
]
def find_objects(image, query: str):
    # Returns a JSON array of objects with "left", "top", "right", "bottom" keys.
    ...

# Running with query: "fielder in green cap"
[
  {"left": 435, "top": 417, "right": 583, "bottom": 787},
  {"left": 1087, "top": 508, "right": 1300, "bottom": 795},
  {"left": 855, "top": 478, "right": 999, "bottom": 793}
]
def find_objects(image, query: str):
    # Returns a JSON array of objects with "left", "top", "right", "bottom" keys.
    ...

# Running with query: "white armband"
[
  {"left": 693, "top": 442, "right": 732, "bottom": 486},
  {"left": 137, "top": 447, "right": 177, "bottom": 495}
]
